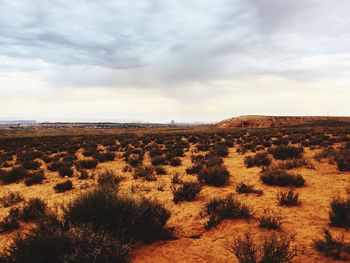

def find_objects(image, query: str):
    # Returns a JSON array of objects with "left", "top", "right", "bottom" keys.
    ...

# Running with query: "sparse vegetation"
[
  {"left": 54, "top": 180, "right": 73, "bottom": 193},
  {"left": 244, "top": 153, "right": 271, "bottom": 168},
  {"left": 258, "top": 209, "right": 283, "bottom": 230},
  {"left": 229, "top": 232, "right": 296, "bottom": 263},
  {"left": 329, "top": 195, "right": 350, "bottom": 228},
  {"left": 171, "top": 181, "right": 201, "bottom": 203},
  {"left": 261, "top": 169, "right": 305, "bottom": 187},
  {"left": 236, "top": 182, "right": 263, "bottom": 196},
  {"left": 202, "top": 194, "right": 252, "bottom": 229},
  {"left": 314, "top": 228, "right": 350, "bottom": 260},
  {"left": 277, "top": 188, "right": 300, "bottom": 206},
  {"left": 198, "top": 165, "right": 230, "bottom": 187}
]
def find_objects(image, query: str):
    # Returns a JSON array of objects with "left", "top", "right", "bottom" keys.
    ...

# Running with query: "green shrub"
[
  {"left": 277, "top": 188, "right": 300, "bottom": 206},
  {"left": 258, "top": 209, "right": 283, "bottom": 230},
  {"left": 268, "top": 146, "right": 303, "bottom": 160},
  {"left": 64, "top": 187, "right": 171, "bottom": 242},
  {"left": 244, "top": 153, "right": 271, "bottom": 168},
  {"left": 21, "top": 198, "right": 46, "bottom": 222},
  {"left": 260, "top": 169, "right": 305, "bottom": 187},
  {"left": 198, "top": 165, "right": 230, "bottom": 187},
  {"left": 0, "top": 222, "right": 131, "bottom": 263},
  {"left": 202, "top": 194, "right": 252, "bottom": 229},
  {"left": 171, "top": 182, "right": 201, "bottom": 203},
  {"left": 236, "top": 182, "right": 263, "bottom": 196},
  {"left": 54, "top": 180, "right": 73, "bottom": 193},
  {"left": 329, "top": 195, "right": 350, "bottom": 228},
  {"left": 0, "top": 208, "right": 20, "bottom": 233},
  {"left": 314, "top": 228, "right": 350, "bottom": 260},
  {"left": 0, "top": 192, "right": 23, "bottom": 207},
  {"left": 24, "top": 170, "right": 45, "bottom": 186},
  {"left": 0, "top": 167, "right": 28, "bottom": 184},
  {"left": 77, "top": 159, "right": 98, "bottom": 169},
  {"left": 229, "top": 232, "right": 296, "bottom": 263},
  {"left": 97, "top": 170, "right": 122, "bottom": 188},
  {"left": 169, "top": 157, "right": 182, "bottom": 167}
]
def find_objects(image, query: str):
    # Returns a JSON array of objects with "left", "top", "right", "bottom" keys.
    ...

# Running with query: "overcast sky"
[{"left": 0, "top": 0, "right": 350, "bottom": 123}]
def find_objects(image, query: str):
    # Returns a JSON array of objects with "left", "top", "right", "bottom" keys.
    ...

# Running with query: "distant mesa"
[{"left": 214, "top": 115, "right": 350, "bottom": 129}]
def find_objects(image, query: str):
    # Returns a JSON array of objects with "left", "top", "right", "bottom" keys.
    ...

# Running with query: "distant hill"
[{"left": 214, "top": 115, "right": 350, "bottom": 129}]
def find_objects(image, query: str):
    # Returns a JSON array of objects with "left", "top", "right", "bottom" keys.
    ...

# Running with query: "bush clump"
[
  {"left": 169, "top": 157, "right": 182, "bottom": 167},
  {"left": 314, "top": 228, "right": 350, "bottom": 261},
  {"left": 0, "top": 192, "right": 23, "bottom": 207},
  {"left": 97, "top": 170, "right": 122, "bottom": 188},
  {"left": 58, "top": 166, "right": 74, "bottom": 177},
  {"left": 202, "top": 194, "right": 252, "bottom": 229},
  {"left": 64, "top": 186, "right": 171, "bottom": 243},
  {"left": 24, "top": 170, "right": 45, "bottom": 186},
  {"left": 229, "top": 232, "right": 296, "bottom": 263},
  {"left": 0, "top": 208, "right": 20, "bottom": 233},
  {"left": 198, "top": 165, "right": 230, "bottom": 187},
  {"left": 244, "top": 153, "right": 271, "bottom": 168},
  {"left": 277, "top": 188, "right": 300, "bottom": 206},
  {"left": 268, "top": 145, "right": 303, "bottom": 160},
  {"left": 0, "top": 222, "right": 131, "bottom": 263},
  {"left": 236, "top": 182, "right": 263, "bottom": 196},
  {"left": 260, "top": 169, "right": 305, "bottom": 187},
  {"left": 77, "top": 159, "right": 98, "bottom": 169},
  {"left": 0, "top": 167, "right": 28, "bottom": 184},
  {"left": 171, "top": 181, "right": 201, "bottom": 203},
  {"left": 21, "top": 198, "right": 47, "bottom": 222},
  {"left": 329, "top": 195, "right": 350, "bottom": 228},
  {"left": 134, "top": 165, "right": 156, "bottom": 181},
  {"left": 54, "top": 180, "right": 73, "bottom": 193},
  {"left": 258, "top": 209, "right": 283, "bottom": 230}
]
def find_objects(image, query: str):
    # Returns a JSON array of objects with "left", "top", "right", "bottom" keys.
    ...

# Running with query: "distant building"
[{"left": 171, "top": 120, "right": 175, "bottom": 124}]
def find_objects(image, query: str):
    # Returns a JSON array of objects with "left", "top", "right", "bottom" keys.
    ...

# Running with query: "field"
[{"left": 1, "top": 125, "right": 350, "bottom": 262}]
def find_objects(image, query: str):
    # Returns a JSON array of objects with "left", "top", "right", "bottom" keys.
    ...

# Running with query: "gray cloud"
[{"left": 1, "top": 0, "right": 350, "bottom": 121}]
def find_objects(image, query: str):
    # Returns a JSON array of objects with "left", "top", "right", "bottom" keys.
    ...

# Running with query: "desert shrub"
[
  {"left": 42, "top": 155, "right": 53, "bottom": 163},
  {"left": 236, "top": 182, "right": 263, "bottom": 196},
  {"left": 0, "top": 192, "right": 23, "bottom": 207},
  {"left": 258, "top": 209, "right": 283, "bottom": 230},
  {"left": 335, "top": 149, "right": 350, "bottom": 172},
  {"left": 24, "top": 170, "right": 45, "bottom": 186},
  {"left": 47, "top": 161, "right": 67, "bottom": 172},
  {"left": 229, "top": 232, "right": 296, "bottom": 263},
  {"left": 169, "top": 157, "right": 182, "bottom": 167},
  {"left": 0, "top": 208, "right": 20, "bottom": 233},
  {"left": 205, "top": 155, "right": 224, "bottom": 166},
  {"left": 21, "top": 198, "right": 46, "bottom": 222},
  {"left": 314, "top": 228, "right": 350, "bottom": 260},
  {"left": 314, "top": 147, "right": 336, "bottom": 162},
  {"left": 329, "top": 195, "right": 350, "bottom": 227},
  {"left": 64, "top": 187, "right": 171, "bottom": 243},
  {"left": 58, "top": 166, "right": 73, "bottom": 177},
  {"left": 186, "top": 164, "right": 202, "bottom": 175},
  {"left": 277, "top": 158, "right": 310, "bottom": 170},
  {"left": 54, "top": 180, "right": 73, "bottom": 193},
  {"left": 260, "top": 169, "right": 305, "bottom": 187},
  {"left": 171, "top": 173, "right": 182, "bottom": 184},
  {"left": 198, "top": 165, "right": 230, "bottom": 187},
  {"left": 77, "top": 159, "right": 98, "bottom": 169},
  {"left": 0, "top": 222, "right": 131, "bottom": 263},
  {"left": 134, "top": 165, "right": 155, "bottom": 181},
  {"left": 155, "top": 166, "right": 167, "bottom": 175},
  {"left": 0, "top": 166, "right": 28, "bottom": 184},
  {"left": 94, "top": 152, "right": 115, "bottom": 163},
  {"left": 277, "top": 188, "right": 300, "bottom": 206},
  {"left": 151, "top": 155, "right": 167, "bottom": 166},
  {"left": 171, "top": 182, "right": 201, "bottom": 203},
  {"left": 211, "top": 145, "right": 229, "bottom": 157},
  {"left": 268, "top": 146, "right": 303, "bottom": 160},
  {"left": 22, "top": 160, "right": 41, "bottom": 170},
  {"left": 78, "top": 169, "right": 89, "bottom": 179},
  {"left": 202, "top": 194, "right": 252, "bottom": 229},
  {"left": 244, "top": 153, "right": 271, "bottom": 168},
  {"left": 97, "top": 170, "right": 122, "bottom": 188}
]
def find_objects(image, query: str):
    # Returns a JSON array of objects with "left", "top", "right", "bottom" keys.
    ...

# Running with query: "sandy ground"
[{"left": 1, "top": 145, "right": 349, "bottom": 262}]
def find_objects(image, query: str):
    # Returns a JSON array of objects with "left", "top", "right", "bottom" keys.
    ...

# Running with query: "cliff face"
[{"left": 214, "top": 115, "right": 350, "bottom": 128}]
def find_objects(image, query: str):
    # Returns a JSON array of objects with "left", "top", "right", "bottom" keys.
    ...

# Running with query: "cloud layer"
[{"left": 1, "top": 0, "right": 350, "bottom": 122}]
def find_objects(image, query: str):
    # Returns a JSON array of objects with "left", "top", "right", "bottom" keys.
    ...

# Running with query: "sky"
[{"left": 0, "top": 0, "right": 350, "bottom": 123}]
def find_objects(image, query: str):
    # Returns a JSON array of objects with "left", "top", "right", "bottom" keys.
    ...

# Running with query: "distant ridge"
[{"left": 214, "top": 115, "right": 350, "bottom": 129}]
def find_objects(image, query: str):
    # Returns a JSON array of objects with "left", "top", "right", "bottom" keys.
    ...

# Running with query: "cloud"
[{"left": 1, "top": 0, "right": 350, "bottom": 121}]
